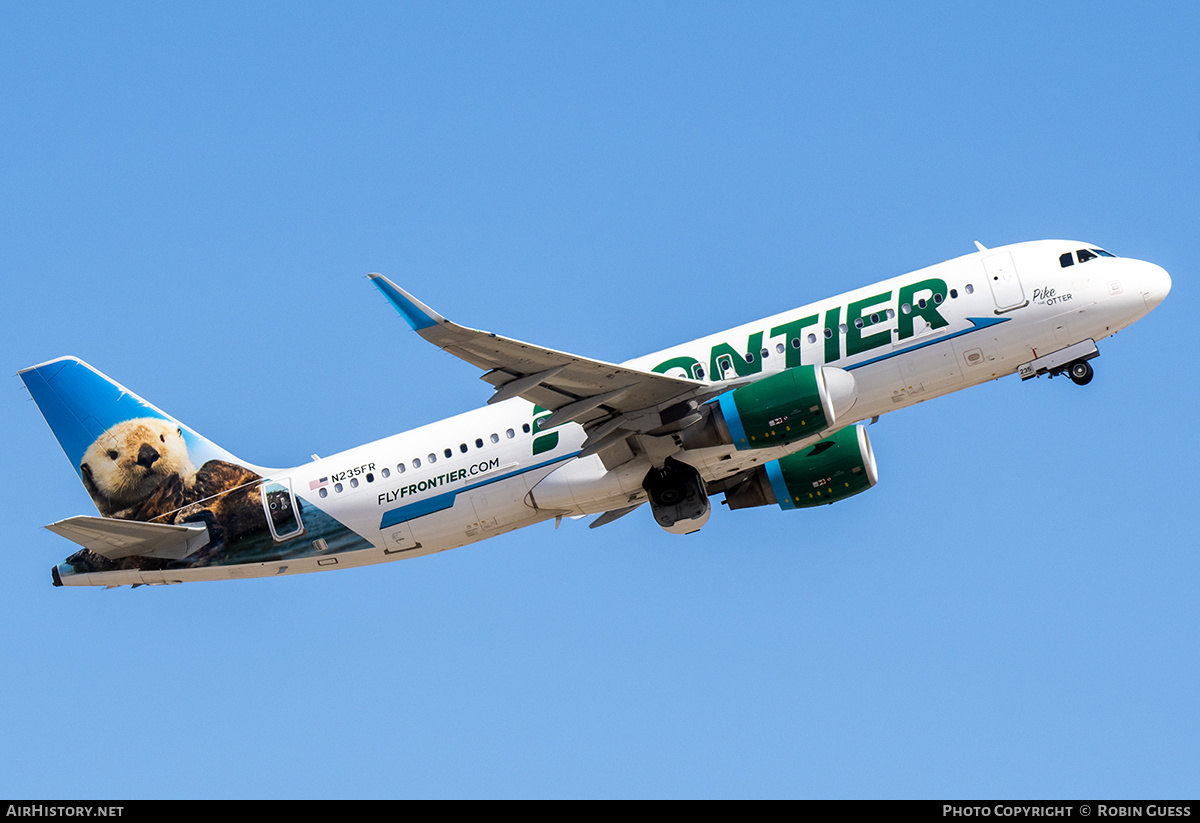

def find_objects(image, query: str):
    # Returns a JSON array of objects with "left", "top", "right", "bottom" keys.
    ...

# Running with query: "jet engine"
[
  {"left": 680, "top": 365, "right": 858, "bottom": 451},
  {"left": 723, "top": 425, "right": 878, "bottom": 510}
]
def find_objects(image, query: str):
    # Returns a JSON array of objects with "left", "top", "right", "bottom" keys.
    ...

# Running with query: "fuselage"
[{"left": 49, "top": 239, "right": 1171, "bottom": 586}]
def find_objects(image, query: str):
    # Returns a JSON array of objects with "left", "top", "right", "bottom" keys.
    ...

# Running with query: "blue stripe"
[
  {"left": 380, "top": 491, "right": 457, "bottom": 528},
  {"left": 718, "top": 392, "right": 749, "bottom": 449},
  {"left": 846, "top": 317, "right": 1009, "bottom": 371},
  {"left": 764, "top": 460, "right": 794, "bottom": 510},
  {"left": 377, "top": 452, "right": 581, "bottom": 530}
]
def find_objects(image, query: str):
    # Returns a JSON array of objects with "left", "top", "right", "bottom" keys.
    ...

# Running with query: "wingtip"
[{"left": 369, "top": 275, "right": 443, "bottom": 332}]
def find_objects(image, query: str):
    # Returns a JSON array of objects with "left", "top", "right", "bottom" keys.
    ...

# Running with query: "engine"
[
  {"left": 723, "top": 425, "right": 878, "bottom": 510},
  {"left": 680, "top": 365, "right": 858, "bottom": 451}
]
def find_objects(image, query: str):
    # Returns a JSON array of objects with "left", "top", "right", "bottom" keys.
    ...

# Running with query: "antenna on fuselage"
[{"left": 974, "top": 240, "right": 988, "bottom": 252}]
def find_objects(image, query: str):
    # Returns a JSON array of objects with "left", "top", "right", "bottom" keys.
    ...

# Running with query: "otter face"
[{"left": 80, "top": 418, "right": 197, "bottom": 511}]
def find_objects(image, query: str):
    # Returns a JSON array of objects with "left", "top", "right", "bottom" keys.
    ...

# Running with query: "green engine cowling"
[
  {"left": 724, "top": 425, "right": 878, "bottom": 510},
  {"left": 680, "top": 365, "right": 858, "bottom": 451}
]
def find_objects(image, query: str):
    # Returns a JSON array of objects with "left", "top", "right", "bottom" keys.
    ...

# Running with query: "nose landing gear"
[{"left": 1067, "top": 360, "right": 1094, "bottom": 386}]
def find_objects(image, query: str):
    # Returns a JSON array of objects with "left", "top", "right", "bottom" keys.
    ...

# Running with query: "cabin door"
[
  {"left": 261, "top": 477, "right": 305, "bottom": 541},
  {"left": 982, "top": 252, "right": 1027, "bottom": 312}
]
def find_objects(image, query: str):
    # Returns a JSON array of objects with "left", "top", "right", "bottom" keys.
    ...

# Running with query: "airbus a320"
[{"left": 21, "top": 240, "right": 1170, "bottom": 587}]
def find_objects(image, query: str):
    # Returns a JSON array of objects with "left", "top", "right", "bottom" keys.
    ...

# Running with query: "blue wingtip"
[{"left": 369, "top": 274, "right": 439, "bottom": 331}]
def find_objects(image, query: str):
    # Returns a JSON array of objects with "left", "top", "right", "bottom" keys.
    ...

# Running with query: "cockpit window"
[
  {"left": 1060, "top": 252, "right": 1074, "bottom": 268},
  {"left": 1091, "top": 248, "right": 1116, "bottom": 258},
  {"left": 1077, "top": 249, "right": 1097, "bottom": 263}
]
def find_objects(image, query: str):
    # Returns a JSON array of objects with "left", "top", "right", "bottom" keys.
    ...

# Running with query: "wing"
[{"left": 370, "top": 275, "right": 718, "bottom": 454}]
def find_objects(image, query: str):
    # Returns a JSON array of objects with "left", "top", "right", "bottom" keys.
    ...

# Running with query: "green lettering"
[
  {"left": 651, "top": 356, "right": 703, "bottom": 380},
  {"left": 710, "top": 331, "right": 764, "bottom": 380},
  {"left": 823, "top": 306, "right": 840, "bottom": 363},
  {"left": 845, "top": 291, "right": 892, "bottom": 356},
  {"left": 769, "top": 314, "right": 818, "bottom": 368},
  {"left": 897, "top": 278, "right": 950, "bottom": 340}
]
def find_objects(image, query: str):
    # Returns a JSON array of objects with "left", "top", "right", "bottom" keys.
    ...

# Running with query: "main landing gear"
[{"left": 642, "top": 456, "right": 710, "bottom": 535}]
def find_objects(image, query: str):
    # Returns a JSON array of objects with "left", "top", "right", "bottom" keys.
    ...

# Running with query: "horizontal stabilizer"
[{"left": 45, "top": 516, "right": 211, "bottom": 561}]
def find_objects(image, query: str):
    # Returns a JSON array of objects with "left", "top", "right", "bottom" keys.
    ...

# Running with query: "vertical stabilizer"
[{"left": 19, "top": 357, "right": 260, "bottom": 516}]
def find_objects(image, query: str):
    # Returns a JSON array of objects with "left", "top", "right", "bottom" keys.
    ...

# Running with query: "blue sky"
[{"left": 2, "top": 2, "right": 1196, "bottom": 798}]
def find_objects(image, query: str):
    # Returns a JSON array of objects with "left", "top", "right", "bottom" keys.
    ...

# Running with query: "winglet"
[{"left": 368, "top": 274, "right": 445, "bottom": 331}]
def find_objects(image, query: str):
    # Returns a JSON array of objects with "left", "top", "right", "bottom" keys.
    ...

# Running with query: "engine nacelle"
[
  {"left": 724, "top": 425, "right": 878, "bottom": 510},
  {"left": 680, "top": 365, "right": 857, "bottom": 451}
]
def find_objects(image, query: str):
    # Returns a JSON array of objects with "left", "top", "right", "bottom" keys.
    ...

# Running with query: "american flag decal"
[{"left": 310, "top": 477, "right": 329, "bottom": 490}]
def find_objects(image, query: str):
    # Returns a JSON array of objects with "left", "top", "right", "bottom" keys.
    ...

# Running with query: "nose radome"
[{"left": 1141, "top": 262, "right": 1172, "bottom": 313}]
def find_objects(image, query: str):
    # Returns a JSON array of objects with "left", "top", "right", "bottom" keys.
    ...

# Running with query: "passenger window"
[
  {"left": 807, "top": 333, "right": 817, "bottom": 344},
  {"left": 760, "top": 348, "right": 769, "bottom": 359},
  {"left": 412, "top": 458, "right": 421, "bottom": 468},
  {"left": 381, "top": 467, "right": 390, "bottom": 479},
  {"left": 965, "top": 284, "right": 974, "bottom": 294},
  {"left": 949, "top": 289, "right": 958, "bottom": 299},
  {"left": 776, "top": 343, "right": 786, "bottom": 354},
  {"left": 823, "top": 328, "right": 833, "bottom": 339},
  {"left": 1060, "top": 252, "right": 1074, "bottom": 267},
  {"left": 460, "top": 443, "right": 468, "bottom": 453},
  {"left": 475, "top": 438, "right": 484, "bottom": 449},
  {"left": 350, "top": 478, "right": 359, "bottom": 488},
  {"left": 506, "top": 428, "right": 515, "bottom": 439},
  {"left": 319, "top": 488, "right": 328, "bottom": 499},
  {"left": 428, "top": 453, "right": 437, "bottom": 463},
  {"left": 695, "top": 366, "right": 705, "bottom": 379},
  {"left": 901, "top": 303, "right": 911, "bottom": 314},
  {"left": 490, "top": 433, "right": 499, "bottom": 444},
  {"left": 397, "top": 463, "right": 406, "bottom": 473},
  {"left": 522, "top": 423, "right": 530, "bottom": 433},
  {"left": 335, "top": 482, "right": 344, "bottom": 493},
  {"left": 838, "top": 324, "right": 847, "bottom": 334},
  {"left": 366, "top": 473, "right": 374, "bottom": 483}
]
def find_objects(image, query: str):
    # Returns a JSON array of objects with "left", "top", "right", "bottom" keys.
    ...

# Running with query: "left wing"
[{"left": 369, "top": 274, "right": 717, "bottom": 454}]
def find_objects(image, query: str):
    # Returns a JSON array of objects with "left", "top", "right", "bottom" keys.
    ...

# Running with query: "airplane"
[{"left": 20, "top": 239, "right": 1171, "bottom": 588}]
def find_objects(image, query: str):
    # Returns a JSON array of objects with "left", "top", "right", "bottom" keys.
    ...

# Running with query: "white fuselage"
[{"left": 64, "top": 240, "right": 1171, "bottom": 585}]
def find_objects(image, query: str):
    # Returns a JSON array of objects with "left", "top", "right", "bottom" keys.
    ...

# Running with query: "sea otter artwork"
[
  {"left": 19, "top": 357, "right": 372, "bottom": 579},
  {"left": 68, "top": 416, "right": 301, "bottom": 569},
  {"left": 79, "top": 417, "right": 198, "bottom": 518}
]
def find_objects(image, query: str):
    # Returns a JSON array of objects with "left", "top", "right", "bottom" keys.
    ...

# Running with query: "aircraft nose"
[{"left": 1140, "top": 262, "right": 1172, "bottom": 313}]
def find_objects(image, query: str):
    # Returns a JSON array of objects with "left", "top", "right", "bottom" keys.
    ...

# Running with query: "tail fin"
[{"left": 19, "top": 357, "right": 257, "bottom": 516}]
